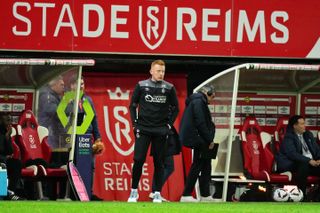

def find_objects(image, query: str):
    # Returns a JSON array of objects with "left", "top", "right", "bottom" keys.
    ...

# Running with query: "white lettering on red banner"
[
  {"left": 103, "top": 162, "right": 150, "bottom": 191},
  {"left": 11, "top": 2, "right": 289, "bottom": 44},
  {"left": 0, "top": 1, "right": 318, "bottom": 58}
]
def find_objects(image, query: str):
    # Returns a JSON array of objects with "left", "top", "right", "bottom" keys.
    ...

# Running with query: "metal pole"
[
  {"left": 222, "top": 68, "right": 240, "bottom": 202},
  {"left": 68, "top": 67, "right": 83, "bottom": 162}
]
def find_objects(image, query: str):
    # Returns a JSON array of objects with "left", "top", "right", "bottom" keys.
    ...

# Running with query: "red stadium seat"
[
  {"left": 240, "top": 117, "right": 291, "bottom": 183},
  {"left": 274, "top": 117, "right": 289, "bottom": 152},
  {"left": 10, "top": 127, "right": 38, "bottom": 177},
  {"left": 16, "top": 110, "right": 66, "bottom": 177},
  {"left": 16, "top": 110, "right": 67, "bottom": 199}
]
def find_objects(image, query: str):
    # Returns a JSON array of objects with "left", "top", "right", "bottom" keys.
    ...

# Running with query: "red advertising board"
[
  {"left": 234, "top": 93, "right": 296, "bottom": 134},
  {"left": 0, "top": 0, "right": 319, "bottom": 58},
  {"left": 84, "top": 72, "right": 187, "bottom": 201},
  {"left": 0, "top": 89, "right": 34, "bottom": 125},
  {"left": 300, "top": 94, "right": 320, "bottom": 135}
]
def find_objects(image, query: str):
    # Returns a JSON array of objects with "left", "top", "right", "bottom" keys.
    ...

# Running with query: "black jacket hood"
[{"left": 185, "top": 92, "right": 207, "bottom": 106}]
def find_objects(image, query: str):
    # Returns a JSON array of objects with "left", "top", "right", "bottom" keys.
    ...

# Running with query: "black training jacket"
[{"left": 129, "top": 78, "right": 179, "bottom": 134}]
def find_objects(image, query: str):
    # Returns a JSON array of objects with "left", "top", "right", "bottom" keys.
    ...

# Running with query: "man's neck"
[
  {"left": 150, "top": 78, "right": 162, "bottom": 83},
  {"left": 294, "top": 131, "right": 303, "bottom": 136}
]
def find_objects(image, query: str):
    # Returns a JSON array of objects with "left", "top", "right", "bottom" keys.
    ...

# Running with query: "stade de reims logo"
[
  {"left": 138, "top": 6, "right": 168, "bottom": 50},
  {"left": 104, "top": 87, "right": 134, "bottom": 156}
]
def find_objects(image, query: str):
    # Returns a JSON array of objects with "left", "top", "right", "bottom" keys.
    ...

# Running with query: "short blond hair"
[{"left": 151, "top": 60, "right": 165, "bottom": 68}]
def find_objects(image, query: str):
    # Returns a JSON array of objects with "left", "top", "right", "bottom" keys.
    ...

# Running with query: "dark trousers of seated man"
[
  {"left": 49, "top": 152, "right": 69, "bottom": 199},
  {"left": 294, "top": 161, "right": 320, "bottom": 196},
  {"left": 5, "top": 158, "right": 23, "bottom": 194},
  {"left": 182, "top": 148, "right": 211, "bottom": 197},
  {"left": 131, "top": 133, "right": 167, "bottom": 192}
]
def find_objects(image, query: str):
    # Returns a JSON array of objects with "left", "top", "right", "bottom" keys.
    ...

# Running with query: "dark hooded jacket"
[
  {"left": 179, "top": 92, "right": 215, "bottom": 148},
  {"left": 0, "top": 123, "right": 13, "bottom": 163},
  {"left": 276, "top": 127, "right": 320, "bottom": 172}
]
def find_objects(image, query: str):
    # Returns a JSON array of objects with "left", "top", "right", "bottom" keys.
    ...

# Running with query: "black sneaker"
[
  {"left": 4, "top": 194, "right": 25, "bottom": 201},
  {"left": 6, "top": 190, "right": 25, "bottom": 201},
  {"left": 9, "top": 194, "right": 25, "bottom": 201}
]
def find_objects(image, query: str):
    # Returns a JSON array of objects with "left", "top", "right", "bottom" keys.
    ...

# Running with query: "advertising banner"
[
  {"left": 84, "top": 72, "right": 187, "bottom": 201},
  {"left": 0, "top": 0, "right": 319, "bottom": 58},
  {"left": 301, "top": 94, "right": 320, "bottom": 136},
  {"left": 0, "top": 89, "right": 34, "bottom": 125},
  {"left": 74, "top": 134, "right": 93, "bottom": 199}
]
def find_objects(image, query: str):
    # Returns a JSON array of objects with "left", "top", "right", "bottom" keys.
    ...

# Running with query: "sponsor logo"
[
  {"left": 252, "top": 141, "right": 259, "bottom": 154},
  {"left": 145, "top": 94, "right": 166, "bottom": 103},
  {"left": 29, "top": 135, "right": 37, "bottom": 149}
]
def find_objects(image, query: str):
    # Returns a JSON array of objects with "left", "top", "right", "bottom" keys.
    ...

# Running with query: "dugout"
[
  {"left": 0, "top": 58, "right": 95, "bottom": 199},
  {"left": 0, "top": 58, "right": 95, "bottom": 152},
  {"left": 194, "top": 63, "right": 320, "bottom": 202}
]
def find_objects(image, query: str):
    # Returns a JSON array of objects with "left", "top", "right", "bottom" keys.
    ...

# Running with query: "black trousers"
[
  {"left": 131, "top": 133, "right": 167, "bottom": 192},
  {"left": 182, "top": 148, "right": 212, "bottom": 197},
  {"left": 294, "top": 161, "right": 320, "bottom": 195},
  {"left": 151, "top": 155, "right": 174, "bottom": 192},
  {"left": 6, "top": 158, "right": 22, "bottom": 192}
]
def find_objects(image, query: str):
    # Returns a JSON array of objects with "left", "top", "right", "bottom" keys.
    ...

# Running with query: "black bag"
[
  {"left": 166, "top": 126, "right": 181, "bottom": 156},
  {"left": 200, "top": 143, "right": 219, "bottom": 159}
]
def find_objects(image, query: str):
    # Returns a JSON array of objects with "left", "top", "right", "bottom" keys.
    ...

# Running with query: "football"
[
  {"left": 288, "top": 187, "right": 304, "bottom": 202},
  {"left": 272, "top": 188, "right": 289, "bottom": 202}
]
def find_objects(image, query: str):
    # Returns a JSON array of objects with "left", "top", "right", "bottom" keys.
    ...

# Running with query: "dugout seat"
[
  {"left": 16, "top": 110, "right": 66, "bottom": 177},
  {"left": 240, "top": 117, "right": 291, "bottom": 183},
  {"left": 16, "top": 110, "right": 67, "bottom": 199},
  {"left": 273, "top": 117, "right": 289, "bottom": 153},
  {"left": 10, "top": 127, "right": 38, "bottom": 177}
]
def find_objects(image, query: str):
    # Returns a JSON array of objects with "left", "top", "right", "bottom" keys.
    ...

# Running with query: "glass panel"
[
  {"left": 238, "top": 68, "right": 320, "bottom": 93},
  {"left": 36, "top": 68, "right": 80, "bottom": 165},
  {"left": 0, "top": 64, "right": 76, "bottom": 89},
  {"left": 195, "top": 70, "right": 237, "bottom": 176}
]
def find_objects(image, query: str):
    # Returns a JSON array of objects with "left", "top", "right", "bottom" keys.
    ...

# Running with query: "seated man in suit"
[{"left": 276, "top": 115, "right": 320, "bottom": 197}]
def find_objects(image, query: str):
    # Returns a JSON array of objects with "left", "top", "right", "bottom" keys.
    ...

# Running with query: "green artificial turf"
[{"left": 1, "top": 202, "right": 319, "bottom": 213}]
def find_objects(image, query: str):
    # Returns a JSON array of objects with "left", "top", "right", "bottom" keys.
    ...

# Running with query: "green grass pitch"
[{"left": 1, "top": 202, "right": 319, "bottom": 213}]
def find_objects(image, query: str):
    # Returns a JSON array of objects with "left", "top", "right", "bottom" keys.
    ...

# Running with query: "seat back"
[
  {"left": 240, "top": 117, "right": 274, "bottom": 177},
  {"left": 274, "top": 117, "right": 289, "bottom": 152},
  {"left": 16, "top": 110, "right": 51, "bottom": 164},
  {"left": 10, "top": 127, "right": 20, "bottom": 159}
]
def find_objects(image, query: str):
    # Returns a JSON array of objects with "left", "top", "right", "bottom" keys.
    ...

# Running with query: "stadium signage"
[
  {"left": 1, "top": 1, "right": 319, "bottom": 58},
  {"left": 103, "top": 162, "right": 150, "bottom": 191}
]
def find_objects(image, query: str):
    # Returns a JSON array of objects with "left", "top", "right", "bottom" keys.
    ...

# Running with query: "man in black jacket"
[
  {"left": 38, "top": 76, "right": 66, "bottom": 150},
  {"left": 0, "top": 113, "right": 24, "bottom": 200},
  {"left": 276, "top": 115, "right": 320, "bottom": 196},
  {"left": 179, "top": 85, "right": 216, "bottom": 202},
  {"left": 127, "top": 60, "right": 179, "bottom": 203}
]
